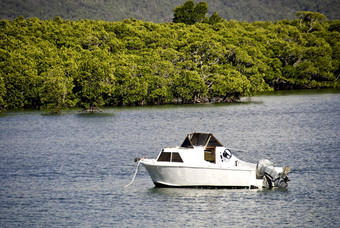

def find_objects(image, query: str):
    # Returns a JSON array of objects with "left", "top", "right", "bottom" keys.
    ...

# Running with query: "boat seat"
[{"left": 204, "top": 150, "right": 215, "bottom": 163}]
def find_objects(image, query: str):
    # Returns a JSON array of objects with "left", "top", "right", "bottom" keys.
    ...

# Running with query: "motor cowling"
[{"left": 256, "top": 159, "right": 290, "bottom": 188}]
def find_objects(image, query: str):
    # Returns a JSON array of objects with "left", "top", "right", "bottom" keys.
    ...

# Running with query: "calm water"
[{"left": 1, "top": 90, "right": 339, "bottom": 227}]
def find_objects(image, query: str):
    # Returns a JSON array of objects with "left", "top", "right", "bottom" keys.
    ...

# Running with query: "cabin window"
[
  {"left": 157, "top": 152, "right": 183, "bottom": 163},
  {"left": 171, "top": 153, "right": 183, "bottom": 163},
  {"left": 158, "top": 152, "right": 171, "bottom": 162}
]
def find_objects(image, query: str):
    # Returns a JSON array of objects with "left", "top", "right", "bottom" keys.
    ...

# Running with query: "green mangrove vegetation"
[{"left": 0, "top": 2, "right": 339, "bottom": 113}]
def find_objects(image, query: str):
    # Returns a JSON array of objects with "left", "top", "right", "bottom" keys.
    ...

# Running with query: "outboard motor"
[{"left": 256, "top": 159, "right": 290, "bottom": 188}]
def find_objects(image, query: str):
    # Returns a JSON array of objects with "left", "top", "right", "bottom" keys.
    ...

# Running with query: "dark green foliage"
[
  {"left": 0, "top": 12, "right": 339, "bottom": 112},
  {"left": 40, "top": 68, "right": 76, "bottom": 114},
  {"left": 209, "top": 12, "right": 223, "bottom": 25},
  {"left": 173, "top": 1, "right": 196, "bottom": 25},
  {"left": 173, "top": 1, "right": 221, "bottom": 25}
]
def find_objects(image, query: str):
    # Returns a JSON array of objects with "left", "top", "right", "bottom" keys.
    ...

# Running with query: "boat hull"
[{"left": 141, "top": 161, "right": 263, "bottom": 188}]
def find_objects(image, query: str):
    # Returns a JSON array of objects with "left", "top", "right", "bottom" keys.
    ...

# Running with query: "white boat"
[{"left": 139, "top": 133, "right": 290, "bottom": 189}]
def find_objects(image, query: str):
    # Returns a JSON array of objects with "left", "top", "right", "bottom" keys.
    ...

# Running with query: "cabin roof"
[{"left": 180, "top": 133, "right": 223, "bottom": 148}]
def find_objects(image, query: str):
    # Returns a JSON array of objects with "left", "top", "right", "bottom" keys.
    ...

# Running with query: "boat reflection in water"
[{"left": 139, "top": 133, "right": 290, "bottom": 189}]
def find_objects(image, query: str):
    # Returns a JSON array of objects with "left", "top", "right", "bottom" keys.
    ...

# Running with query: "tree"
[
  {"left": 209, "top": 12, "right": 223, "bottom": 25},
  {"left": 296, "top": 11, "right": 327, "bottom": 33},
  {"left": 208, "top": 69, "right": 252, "bottom": 102},
  {"left": 193, "top": 2, "right": 208, "bottom": 23},
  {"left": 0, "top": 75, "right": 6, "bottom": 111},
  {"left": 113, "top": 66, "right": 148, "bottom": 106},
  {"left": 172, "top": 70, "right": 207, "bottom": 103},
  {"left": 40, "top": 68, "right": 76, "bottom": 114},
  {"left": 173, "top": 1, "right": 210, "bottom": 25},
  {"left": 75, "top": 51, "right": 115, "bottom": 112},
  {"left": 173, "top": 0, "right": 195, "bottom": 25}
]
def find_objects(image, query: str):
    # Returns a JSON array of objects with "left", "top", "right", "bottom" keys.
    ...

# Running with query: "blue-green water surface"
[{"left": 1, "top": 90, "right": 339, "bottom": 227}]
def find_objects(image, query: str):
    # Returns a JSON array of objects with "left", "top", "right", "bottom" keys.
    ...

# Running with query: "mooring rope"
[{"left": 124, "top": 160, "right": 141, "bottom": 188}]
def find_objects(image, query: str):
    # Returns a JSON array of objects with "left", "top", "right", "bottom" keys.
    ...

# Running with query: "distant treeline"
[
  {"left": 1, "top": 0, "right": 339, "bottom": 22},
  {"left": 0, "top": 13, "right": 339, "bottom": 113}
]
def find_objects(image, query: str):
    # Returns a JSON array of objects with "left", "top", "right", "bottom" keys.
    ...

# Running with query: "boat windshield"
[{"left": 180, "top": 133, "right": 223, "bottom": 148}]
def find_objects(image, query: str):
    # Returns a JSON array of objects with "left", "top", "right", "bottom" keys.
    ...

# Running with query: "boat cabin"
[
  {"left": 181, "top": 133, "right": 223, "bottom": 163},
  {"left": 157, "top": 133, "right": 225, "bottom": 164}
]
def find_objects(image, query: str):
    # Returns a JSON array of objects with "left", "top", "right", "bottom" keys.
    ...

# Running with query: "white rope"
[{"left": 124, "top": 160, "right": 141, "bottom": 188}]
